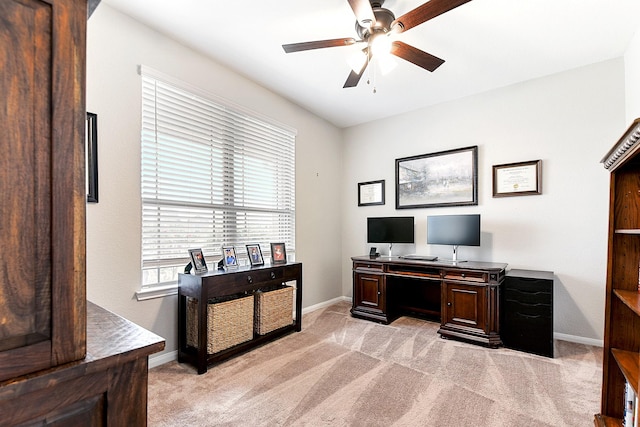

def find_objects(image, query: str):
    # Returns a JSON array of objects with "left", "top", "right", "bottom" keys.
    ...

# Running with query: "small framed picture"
[
  {"left": 270, "top": 243, "right": 287, "bottom": 264},
  {"left": 492, "top": 160, "right": 542, "bottom": 197},
  {"left": 246, "top": 244, "right": 264, "bottom": 266},
  {"left": 358, "top": 180, "right": 385, "bottom": 206},
  {"left": 188, "top": 248, "right": 208, "bottom": 273},
  {"left": 222, "top": 246, "right": 238, "bottom": 268}
]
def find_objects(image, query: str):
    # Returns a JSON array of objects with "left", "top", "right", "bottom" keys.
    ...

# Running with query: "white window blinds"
[{"left": 140, "top": 67, "right": 296, "bottom": 287}]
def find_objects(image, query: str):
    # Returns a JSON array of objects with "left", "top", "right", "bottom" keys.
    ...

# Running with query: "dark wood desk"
[
  {"left": 351, "top": 256, "right": 507, "bottom": 347},
  {"left": 178, "top": 262, "right": 302, "bottom": 374}
]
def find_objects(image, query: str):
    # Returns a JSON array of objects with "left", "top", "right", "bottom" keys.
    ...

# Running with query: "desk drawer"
[
  {"left": 505, "top": 276, "right": 552, "bottom": 293},
  {"left": 503, "top": 287, "right": 551, "bottom": 305},
  {"left": 443, "top": 270, "right": 487, "bottom": 283},
  {"left": 502, "top": 307, "right": 553, "bottom": 357},
  {"left": 503, "top": 299, "right": 551, "bottom": 318},
  {"left": 354, "top": 262, "right": 384, "bottom": 272}
]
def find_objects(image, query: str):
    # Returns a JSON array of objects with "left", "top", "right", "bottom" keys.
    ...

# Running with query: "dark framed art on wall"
[
  {"left": 492, "top": 160, "right": 542, "bottom": 197},
  {"left": 358, "top": 180, "right": 385, "bottom": 206},
  {"left": 86, "top": 112, "right": 98, "bottom": 203},
  {"left": 396, "top": 146, "right": 478, "bottom": 209}
]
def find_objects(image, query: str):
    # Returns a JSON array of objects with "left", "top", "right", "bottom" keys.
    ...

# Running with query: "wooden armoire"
[{"left": 0, "top": 0, "right": 164, "bottom": 425}]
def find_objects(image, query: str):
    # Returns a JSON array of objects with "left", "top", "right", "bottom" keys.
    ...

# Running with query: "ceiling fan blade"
[
  {"left": 392, "top": 0, "right": 472, "bottom": 33},
  {"left": 343, "top": 49, "right": 372, "bottom": 88},
  {"left": 390, "top": 41, "right": 444, "bottom": 72},
  {"left": 347, "top": 0, "right": 376, "bottom": 28},
  {"left": 282, "top": 38, "right": 357, "bottom": 53}
]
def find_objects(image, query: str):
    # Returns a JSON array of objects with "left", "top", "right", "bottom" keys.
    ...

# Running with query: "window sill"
[{"left": 135, "top": 283, "right": 178, "bottom": 301}]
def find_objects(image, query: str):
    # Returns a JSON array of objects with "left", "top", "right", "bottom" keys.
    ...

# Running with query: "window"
[{"left": 139, "top": 66, "right": 296, "bottom": 290}]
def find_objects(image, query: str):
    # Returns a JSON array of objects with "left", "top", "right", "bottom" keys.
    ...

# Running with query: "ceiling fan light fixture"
[
  {"left": 370, "top": 33, "right": 392, "bottom": 56},
  {"left": 347, "top": 48, "right": 368, "bottom": 73},
  {"left": 376, "top": 54, "right": 397, "bottom": 75}
]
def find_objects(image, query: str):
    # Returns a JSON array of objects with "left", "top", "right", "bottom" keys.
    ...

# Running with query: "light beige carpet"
[{"left": 148, "top": 301, "right": 602, "bottom": 426}]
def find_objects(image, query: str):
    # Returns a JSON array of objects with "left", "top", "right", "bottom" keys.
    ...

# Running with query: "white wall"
[
  {"left": 341, "top": 59, "right": 627, "bottom": 342},
  {"left": 625, "top": 28, "right": 640, "bottom": 122},
  {"left": 86, "top": 5, "right": 343, "bottom": 358}
]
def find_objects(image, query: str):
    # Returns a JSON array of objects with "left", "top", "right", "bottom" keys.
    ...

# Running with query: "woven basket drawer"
[
  {"left": 254, "top": 286, "right": 294, "bottom": 335},
  {"left": 186, "top": 294, "right": 254, "bottom": 354}
]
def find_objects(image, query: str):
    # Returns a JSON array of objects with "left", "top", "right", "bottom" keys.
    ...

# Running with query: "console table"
[
  {"left": 178, "top": 262, "right": 302, "bottom": 374},
  {"left": 351, "top": 256, "right": 507, "bottom": 347}
]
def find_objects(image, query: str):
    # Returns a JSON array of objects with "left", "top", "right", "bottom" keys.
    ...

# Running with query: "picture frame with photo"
[
  {"left": 270, "top": 243, "right": 287, "bottom": 264},
  {"left": 222, "top": 246, "right": 238, "bottom": 268},
  {"left": 188, "top": 248, "right": 208, "bottom": 273},
  {"left": 246, "top": 244, "right": 264, "bottom": 266}
]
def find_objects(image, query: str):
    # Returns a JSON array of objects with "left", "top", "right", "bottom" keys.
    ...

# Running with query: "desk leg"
[
  {"left": 197, "top": 297, "right": 208, "bottom": 374},
  {"left": 295, "top": 269, "right": 303, "bottom": 332}
]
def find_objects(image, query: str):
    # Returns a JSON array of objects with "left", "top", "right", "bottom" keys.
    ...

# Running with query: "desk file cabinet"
[{"left": 501, "top": 269, "right": 554, "bottom": 358}]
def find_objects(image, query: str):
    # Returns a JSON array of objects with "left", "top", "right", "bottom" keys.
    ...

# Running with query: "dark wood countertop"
[
  {"left": 0, "top": 301, "right": 165, "bottom": 397},
  {"left": 351, "top": 255, "right": 507, "bottom": 271}
]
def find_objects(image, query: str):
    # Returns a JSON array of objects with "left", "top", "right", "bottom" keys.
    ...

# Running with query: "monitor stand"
[{"left": 449, "top": 245, "right": 467, "bottom": 263}]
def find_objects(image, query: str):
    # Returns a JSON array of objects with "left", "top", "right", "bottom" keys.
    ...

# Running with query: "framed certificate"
[
  {"left": 358, "top": 180, "right": 385, "bottom": 206},
  {"left": 492, "top": 160, "right": 542, "bottom": 197}
]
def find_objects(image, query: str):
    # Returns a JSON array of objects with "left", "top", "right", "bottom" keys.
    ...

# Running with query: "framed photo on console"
[
  {"left": 246, "top": 244, "right": 264, "bottom": 266},
  {"left": 270, "top": 243, "right": 287, "bottom": 264},
  {"left": 222, "top": 246, "right": 238, "bottom": 268},
  {"left": 188, "top": 248, "right": 208, "bottom": 273}
]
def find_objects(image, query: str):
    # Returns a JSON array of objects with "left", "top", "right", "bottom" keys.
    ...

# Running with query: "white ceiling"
[{"left": 101, "top": 0, "right": 640, "bottom": 128}]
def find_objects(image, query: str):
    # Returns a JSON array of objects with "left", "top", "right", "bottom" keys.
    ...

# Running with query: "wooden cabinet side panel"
[
  {"left": 49, "top": 0, "right": 87, "bottom": 365},
  {"left": 106, "top": 357, "right": 150, "bottom": 425},
  {"left": 0, "top": 0, "right": 87, "bottom": 380},
  {"left": 0, "top": 0, "right": 54, "bottom": 379}
]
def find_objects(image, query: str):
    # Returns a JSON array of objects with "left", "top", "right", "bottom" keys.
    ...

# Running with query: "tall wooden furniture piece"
[
  {"left": 595, "top": 118, "right": 640, "bottom": 426},
  {"left": 178, "top": 263, "right": 303, "bottom": 374},
  {"left": 0, "top": 0, "right": 164, "bottom": 424},
  {"left": 501, "top": 269, "right": 554, "bottom": 358},
  {"left": 351, "top": 256, "right": 507, "bottom": 347}
]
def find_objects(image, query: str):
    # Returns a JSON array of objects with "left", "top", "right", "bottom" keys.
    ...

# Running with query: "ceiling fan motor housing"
[{"left": 355, "top": 6, "right": 395, "bottom": 40}]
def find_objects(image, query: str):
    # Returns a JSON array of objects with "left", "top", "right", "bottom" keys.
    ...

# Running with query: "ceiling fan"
[{"left": 282, "top": 0, "right": 472, "bottom": 88}]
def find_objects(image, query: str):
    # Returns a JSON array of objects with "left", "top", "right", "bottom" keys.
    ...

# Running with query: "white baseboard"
[
  {"left": 302, "top": 296, "right": 351, "bottom": 314},
  {"left": 149, "top": 350, "right": 178, "bottom": 369},
  {"left": 554, "top": 332, "right": 603, "bottom": 348}
]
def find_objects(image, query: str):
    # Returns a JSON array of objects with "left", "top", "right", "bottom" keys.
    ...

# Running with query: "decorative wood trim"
[{"left": 601, "top": 118, "right": 640, "bottom": 170}]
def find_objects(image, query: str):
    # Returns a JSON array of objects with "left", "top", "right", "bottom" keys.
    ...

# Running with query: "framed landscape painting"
[{"left": 396, "top": 146, "right": 478, "bottom": 209}]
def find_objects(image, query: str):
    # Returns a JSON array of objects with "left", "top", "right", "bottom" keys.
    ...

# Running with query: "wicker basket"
[
  {"left": 186, "top": 294, "right": 254, "bottom": 354},
  {"left": 254, "top": 285, "right": 294, "bottom": 335}
]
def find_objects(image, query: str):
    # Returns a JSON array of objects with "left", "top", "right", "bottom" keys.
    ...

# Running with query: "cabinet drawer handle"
[
  {"left": 461, "top": 273, "right": 466, "bottom": 278},
  {"left": 518, "top": 312, "right": 542, "bottom": 319},
  {"left": 447, "top": 302, "right": 452, "bottom": 306},
  {"left": 270, "top": 272, "right": 276, "bottom": 279},
  {"left": 377, "top": 291, "right": 381, "bottom": 295},
  {"left": 247, "top": 275, "right": 253, "bottom": 284}
]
